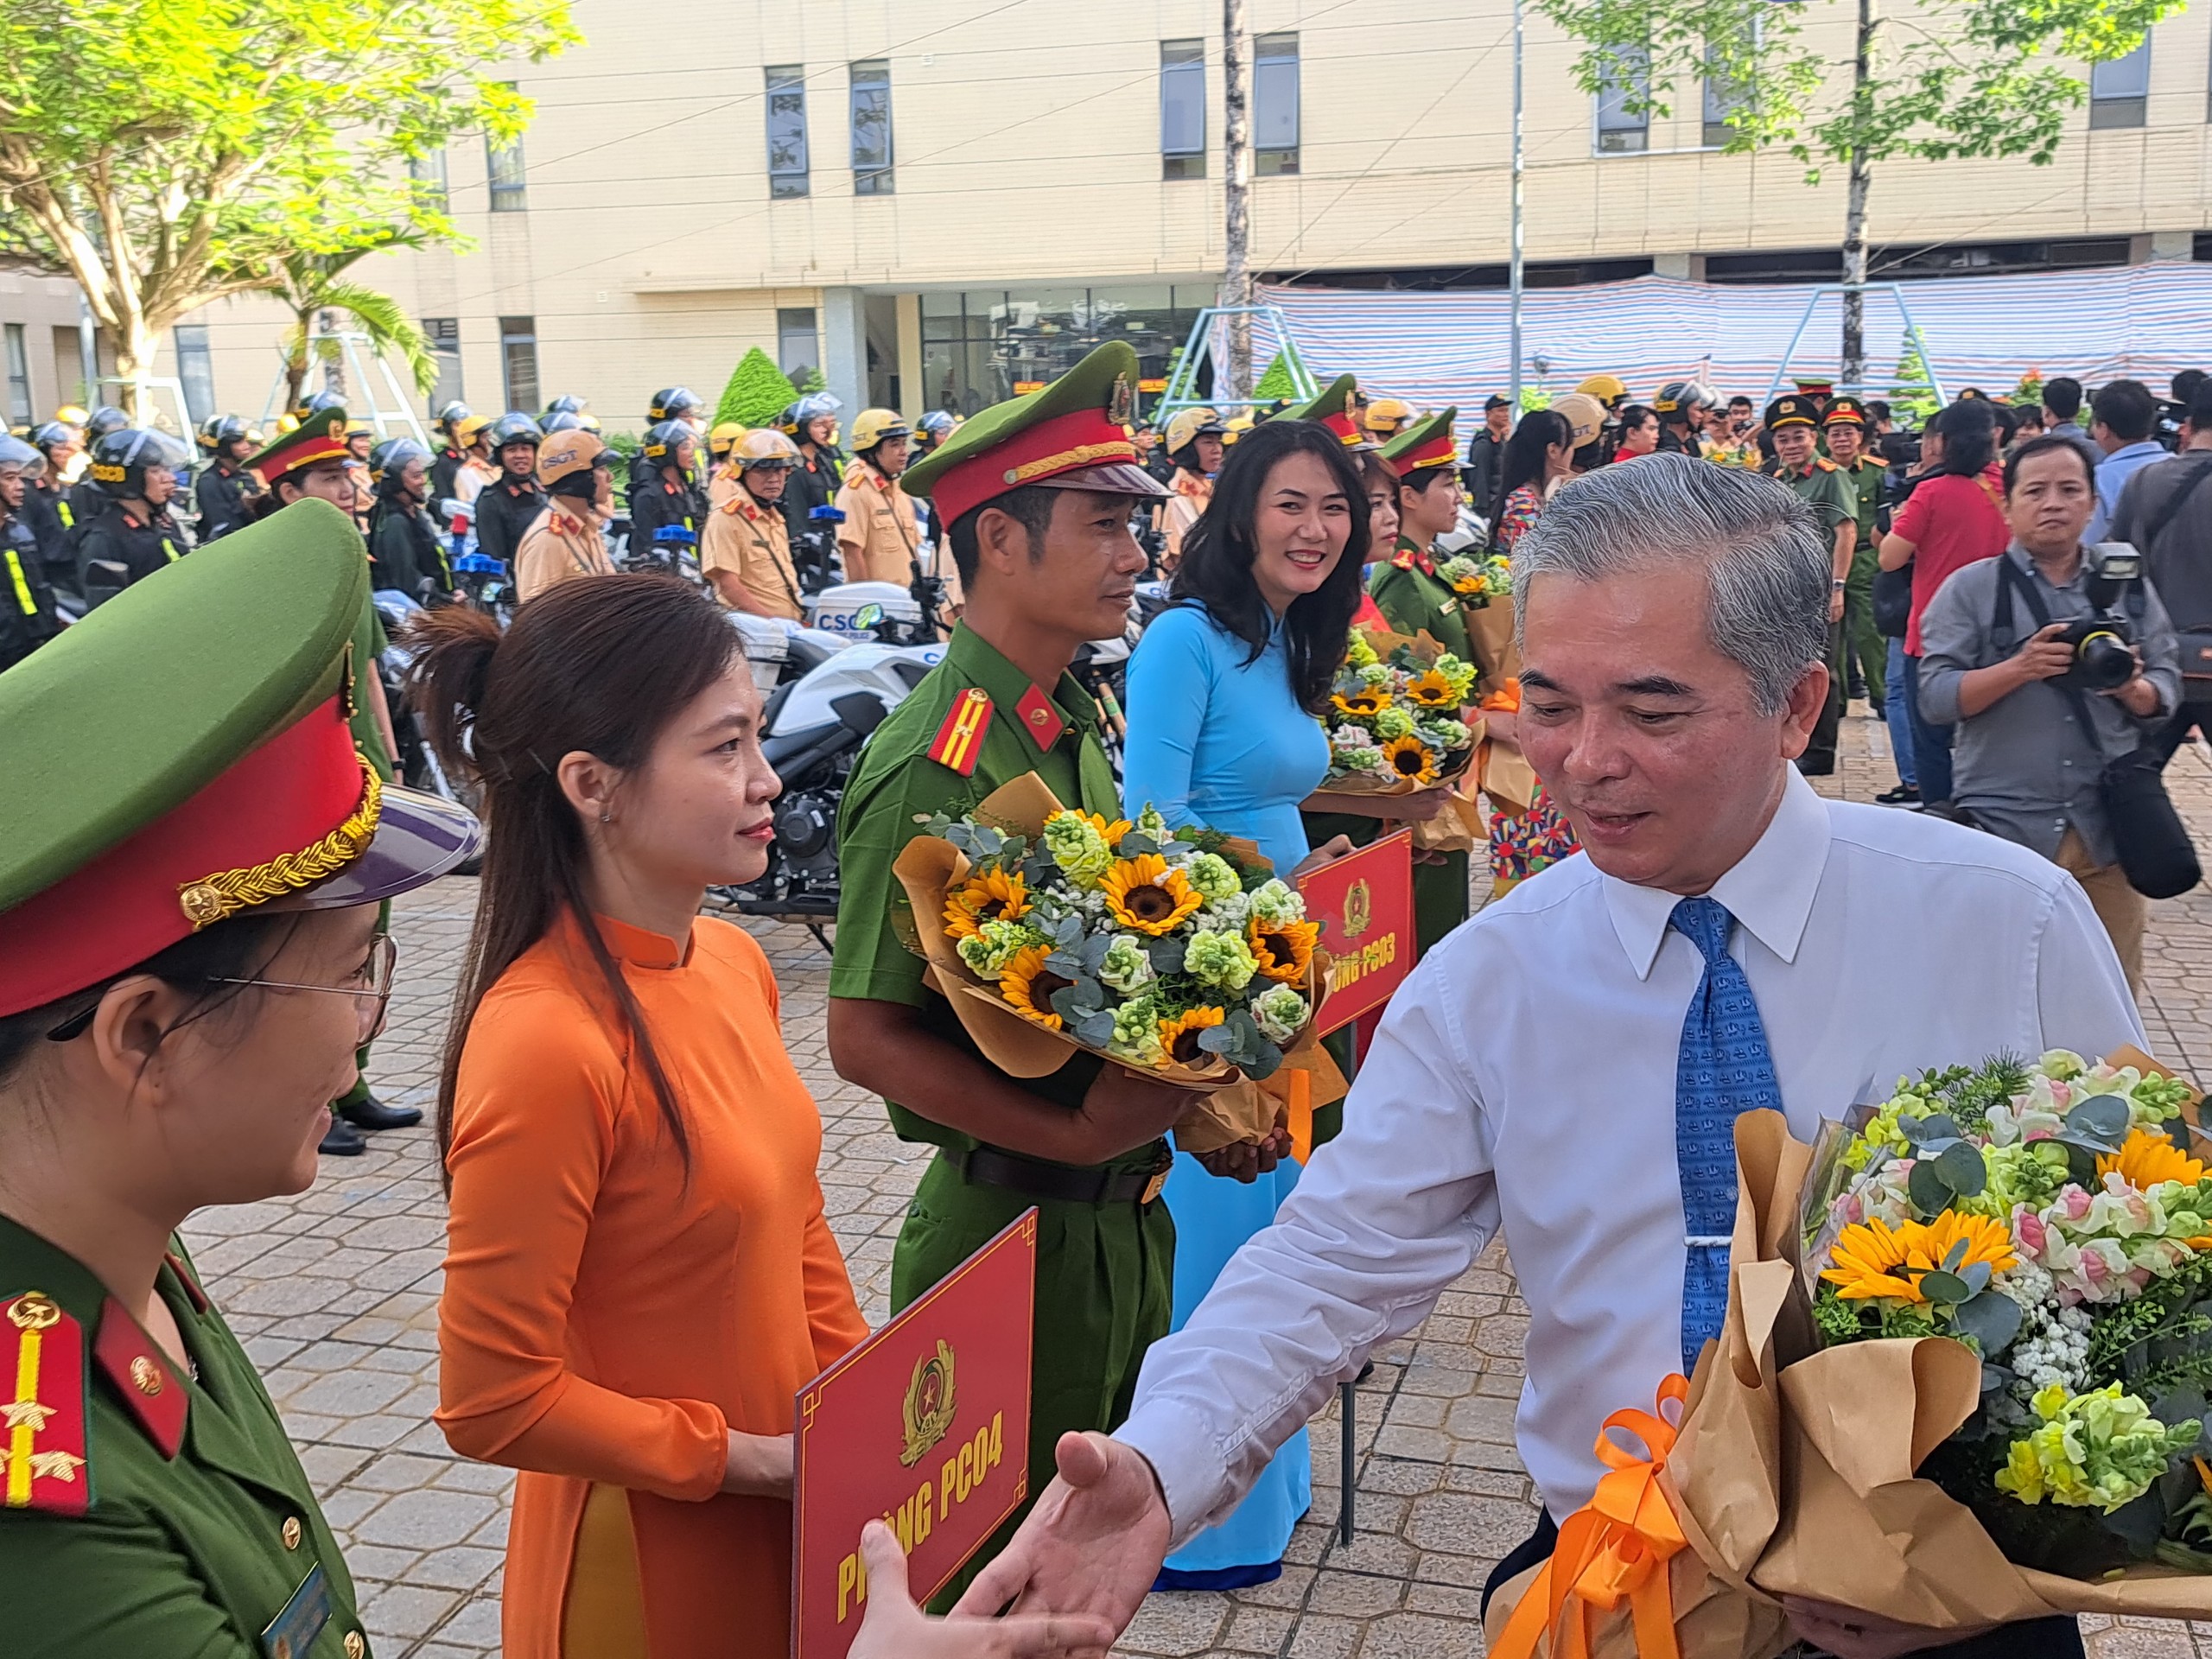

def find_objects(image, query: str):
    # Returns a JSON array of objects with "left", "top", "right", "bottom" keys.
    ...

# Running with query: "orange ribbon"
[
  {"left": 1492, "top": 1375, "right": 1691, "bottom": 1659},
  {"left": 1284, "top": 1068, "right": 1314, "bottom": 1166},
  {"left": 1480, "top": 677, "right": 1523, "bottom": 713}
]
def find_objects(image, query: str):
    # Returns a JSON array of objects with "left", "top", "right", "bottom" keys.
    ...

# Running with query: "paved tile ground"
[{"left": 181, "top": 707, "right": 2212, "bottom": 1658}]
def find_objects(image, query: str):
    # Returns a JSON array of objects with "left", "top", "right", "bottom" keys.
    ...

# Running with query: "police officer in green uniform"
[
  {"left": 1821, "top": 395, "right": 1889, "bottom": 721},
  {"left": 73, "top": 427, "right": 190, "bottom": 603},
  {"left": 1764, "top": 393, "right": 1858, "bottom": 774},
  {"left": 1353, "top": 409, "right": 1475, "bottom": 954},
  {"left": 0, "top": 499, "right": 481, "bottom": 1656},
  {"left": 826, "top": 342, "right": 1194, "bottom": 1597},
  {"left": 244, "top": 411, "right": 422, "bottom": 1154}
]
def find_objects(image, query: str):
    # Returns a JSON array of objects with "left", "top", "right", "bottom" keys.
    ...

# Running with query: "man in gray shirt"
[
  {"left": 2110, "top": 382, "right": 2212, "bottom": 761},
  {"left": 1919, "top": 434, "right": 2181, "bottom": 991}
]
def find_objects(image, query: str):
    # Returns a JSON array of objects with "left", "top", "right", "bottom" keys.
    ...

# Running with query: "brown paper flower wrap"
[
  {"left": 1490, "top": 1100, "right": 2212, "bottom": 1658},
  {"left": 888, "top": 772, "right": 1344, "bottom": 1155}
]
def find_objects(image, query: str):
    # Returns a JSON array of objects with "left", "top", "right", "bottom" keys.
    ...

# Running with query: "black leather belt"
[{"left": 950, "top": 1141, "right": 1173, "bottom": 1206}]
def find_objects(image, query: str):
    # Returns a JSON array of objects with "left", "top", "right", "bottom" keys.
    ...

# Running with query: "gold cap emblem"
[
  {"left": 129, "top": 1355, "right": 163, "bottom": 1396},
  {"left": 283, "top": 1515, "right": 303, "bottom": 1549},
  {"left": 1109, "top": 373, "right": 1135, "bottom": 426}
]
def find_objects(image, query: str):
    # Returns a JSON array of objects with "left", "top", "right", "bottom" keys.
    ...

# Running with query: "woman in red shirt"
[{"left": 1878, "top": 399, "right": 2008, "bottom": 810}]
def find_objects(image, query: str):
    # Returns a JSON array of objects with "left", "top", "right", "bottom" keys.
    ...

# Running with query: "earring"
[{"left": 599, "top": 810, "right": 612, "bottom": 824}]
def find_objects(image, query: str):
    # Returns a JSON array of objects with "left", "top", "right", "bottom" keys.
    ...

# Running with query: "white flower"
[
  {"left": 1098, "top": 935, "right": 1155, "bottom": 995},
  {"left": 1252, "top": 983, "right": 1309, "bottom": 1043},
  {"left": 1248, "top": 880, "right": 1305, "bottom": 926}
]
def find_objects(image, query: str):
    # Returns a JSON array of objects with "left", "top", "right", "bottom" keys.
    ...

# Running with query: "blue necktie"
[{"left": 1669, "top": 897, "right": 1782, "bottom": 1372}]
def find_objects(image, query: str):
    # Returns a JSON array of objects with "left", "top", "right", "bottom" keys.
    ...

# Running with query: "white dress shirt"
[{"left": 1117, "top": 768, "right": 2145, "bottom": 1535}]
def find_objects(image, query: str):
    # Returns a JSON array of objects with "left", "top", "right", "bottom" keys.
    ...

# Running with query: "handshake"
[{"left": 863, "top": 1431, "right": 1172, "bottom": 1658}]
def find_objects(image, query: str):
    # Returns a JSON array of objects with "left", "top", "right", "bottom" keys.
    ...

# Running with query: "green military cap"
[
  {"left": 1382, "top": 406, "right": 1459, "bottom": 476},
  {"left": 1267, "top": 373, "right": 1364, "bottom": 447},
  {"left": 1822, "top": 395, "right": 1869, "bottom": 428},
  {"left": 1764, "top": 394, "right": 1819, "bottom": 430},
  {"left": 245, "top": 407, "right": 353, "bottom": 489},
  {"left": 0, "top": 498, "right": 480, "bottom": 1016},
  {"left": 902, "top": 340, "right": 1164, "bottom": 525}
]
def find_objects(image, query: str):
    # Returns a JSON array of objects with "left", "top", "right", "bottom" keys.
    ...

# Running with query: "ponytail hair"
[{"left": 402, "top": 575, "right": 742, "bottom": 1184}]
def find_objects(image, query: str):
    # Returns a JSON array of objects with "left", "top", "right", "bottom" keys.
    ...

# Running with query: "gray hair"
[{"left": 1510, "top": 453, "right": 1831, "bottom": 714}]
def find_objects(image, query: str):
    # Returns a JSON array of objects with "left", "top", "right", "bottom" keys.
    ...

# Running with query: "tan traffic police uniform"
[
  {"left": 834, "top": 460, "right": 919, "bottom": 586},
  {"left": 512, "top": 499, "right": 615, "bottom": 602},
  {"left": 702, "top": 491, "right": 804, "bottom": 620}
]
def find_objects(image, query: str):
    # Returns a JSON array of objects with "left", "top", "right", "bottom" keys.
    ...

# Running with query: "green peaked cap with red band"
[
  {"left": 244, "top": 407, "right": 353, "bottom": 488},
  {"left": 0, "top": 498, "right": 481, "bottom": 1017},
  {"left": 1267, "top": 374, "right": 1365, "bottom": 447},
  {"left": 1382, "top": 407, "right": 1459, "bottom": 476},
  {"left": 899, "top": 340, "right": 1164, "bottom": 527}
]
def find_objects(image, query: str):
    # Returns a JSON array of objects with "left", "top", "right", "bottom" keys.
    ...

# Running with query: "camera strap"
[{"left": 1993, "top": 552, "right": 2113, "bottom": 742}]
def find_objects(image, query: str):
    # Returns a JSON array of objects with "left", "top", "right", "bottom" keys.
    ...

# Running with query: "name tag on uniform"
[
  {"left": 263, "top": 1563, "right": 331, "bottom": 1659},
  {"left": 1438, "top": 596, "right": 1459, "bottom": 613}
]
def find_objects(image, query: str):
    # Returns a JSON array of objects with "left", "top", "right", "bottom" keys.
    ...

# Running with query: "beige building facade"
[{"left": 134, "top": 0, "right": 2212, "bottom": 435}]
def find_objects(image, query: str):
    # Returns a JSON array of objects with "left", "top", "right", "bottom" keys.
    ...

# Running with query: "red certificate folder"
[
  {"left": 791, "top": 1209, "right": 1037, "bottom": 1658},
  {"left": 1300, "top": 828, "right": 1416, "bottom": 1034}
]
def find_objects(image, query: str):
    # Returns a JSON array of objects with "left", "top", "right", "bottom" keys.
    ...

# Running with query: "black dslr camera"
[{"left": 2054, "top": 543, "right": 2144, "bottom": 691}]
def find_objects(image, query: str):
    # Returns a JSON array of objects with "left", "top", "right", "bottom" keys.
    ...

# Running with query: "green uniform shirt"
[
  {"left": 1834, "top": 454, "right": 1885, "bottom": 554},
  {"left": 0, "top": 1215, "right": 369, "bottom": 1658},
  {"left": 830, "top": 621, "right": 1128, "bottom": 1160},
  {"left": 1367, "top": 537, "right": 1474, "bottom": 663},
  {"left": 1775, "top": 456, "right": 1857, "bottom": 541}
]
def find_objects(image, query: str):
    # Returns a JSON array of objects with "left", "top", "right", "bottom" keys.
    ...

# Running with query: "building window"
[
  {"left": 410, "top": 148, "right": 449, "bottom": 213},
  {"left": 423, "top": 318, "right": 462, "bottom": 410},
  {"left": 1595, "top": 48, "right": 1651, "bottom": 153},
  {"left": 3, "top": 324, "right": 29, "bottom": 426},
  {"left": 487, "top": 92, "right": 528, "bottom": 211},
  {"left": 1702, "top": 33, "right": 1753, "bottom": 147},
  {"left": 777, "top": 308, "right": 819, "bottom": 382},
  {"left": 499, "top": 316, "right": 538, "bottom": 413},
  {"left": 850, "top": 60, "right": 893, "bottom": 195},
  {"left": 766, "top": 66, "right": 810, "bottom": 198},
  {"left": 1160, "top": 40, "right": 1205, "bottom": 180},
  {"left": 2091, "top": 40, "right": 2149, "bottom": 130},
  {"left": 1254, "top": 33, "right": 1300, "bottom": 175},
  {"left": 172, "top": 321, "right": 214, "bottom": 428}
]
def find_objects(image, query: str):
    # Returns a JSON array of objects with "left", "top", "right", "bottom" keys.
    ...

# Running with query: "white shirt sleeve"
[
  {"left": 1116, "top": 943, "right": 1503, "bottom": 1541},
  {"left": 2036, "top": 868, "right": 2151, "bottom": 1053}
]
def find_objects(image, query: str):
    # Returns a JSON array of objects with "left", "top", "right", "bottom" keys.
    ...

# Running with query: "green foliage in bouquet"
[
  {"left": 1808, "top": 1052, "right": 2212, "bottom": 1574},
  {"left": 1322, "top": 632, "right": 1477, "bottom": 790},
  {"left": 928, "top": 804, "right": 1319, "bottom": 1079},
  {"left": 1437, "top": 552, "right": 1514, "bottom": 607}
]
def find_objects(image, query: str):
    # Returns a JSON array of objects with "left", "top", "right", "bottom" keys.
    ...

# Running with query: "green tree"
[
  {"left": 271, "top": 245, "right": 438, "bottom": 412},
  {"left": 716, "top": 347, "right": 801, "bottom": 429},
  {"left": 1891, "top": 344, "right": 1941, "bottom": 423},
  {"left": 0, "top": 0, "right": 579, "bottom": 420},
  {"left": 1252, "top": 353, "right": 1297, "bottom": 401},
  {"left": 1534, "top": 0, "right": 2177, "bottom": 386}
]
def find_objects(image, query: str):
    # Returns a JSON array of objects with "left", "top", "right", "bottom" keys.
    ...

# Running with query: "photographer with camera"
[{"left": 1916, "top": 435, "right": 2185, "bottom": 991}]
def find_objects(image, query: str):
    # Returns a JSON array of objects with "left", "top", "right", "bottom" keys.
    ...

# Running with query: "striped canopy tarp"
[{"left": 1251, "top": 263, "right": 2212, "bottom": 408}]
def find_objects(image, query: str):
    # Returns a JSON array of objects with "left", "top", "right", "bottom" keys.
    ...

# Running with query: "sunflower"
[
  {"left": 1157, "top": 1005, "right": 1227, "bottom": 1065},
  {"left": 1101, "top": 854, "right": 1203, "bottom": 937},
  {"left": 1822, "top": 1217, "right": 1923, "bottom": 1302},
  {"left": 2096, "top": 1127, "right": 2207, "bottom": 1191},
  {"left": 942, "top": 868, "right": 1031, "bottom": 940},
  {"left": 1912, "top": 1208, "right": 2018, "bottom": 1279},
  {"left": 997, "top": 944, "right": 1070, "bottom": 1029},
  {"left": 1331, "top": 688, "right": 1392, "bottom": 719},
  {"left": 1248, "top": 914, "right": 1319, "bottom": 982},
  {"left": 1066, "top": 809, "right": 1134, "bottom": 847},
  {"left": 1379, "top": 734, "right": 1439, "bottom": 785},
  {"left": 1403, "top": 669, "right": 1461, "bottom": 709}
]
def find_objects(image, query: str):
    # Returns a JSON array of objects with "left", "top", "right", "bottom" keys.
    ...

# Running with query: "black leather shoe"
[
  {"left": 319, "top": 1118, "right": 368, "bottom": 1156},
  {"left": 337, "top": 1093, "right": 423, "bottom": 1132},
  {"left": 1874, "top": 784, "right": 1921, "bottom": 805}
]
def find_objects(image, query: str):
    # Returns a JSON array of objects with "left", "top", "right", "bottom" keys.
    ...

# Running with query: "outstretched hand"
[
  {"left": 950, "top": 1431, "right": 1173, "bottom": 1648},
  {"left": 850, "top": 1520, "right": 1117, "bottom": 1659}
]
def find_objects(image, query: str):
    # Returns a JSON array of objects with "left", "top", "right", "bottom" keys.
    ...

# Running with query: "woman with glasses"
[
  {"left": 0, "top": 499, "right": 481, "bottom": 1657},
  {"left": 408, "top": 575, "right": 871, "bottom": 1659}
]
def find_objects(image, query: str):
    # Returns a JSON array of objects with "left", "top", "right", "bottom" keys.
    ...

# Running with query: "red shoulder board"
[
  {"left": 927, "top": 688, "right": 994, "bottom": 778},
  {"left": 2, "top": 1291, "right": 90, "bottom": 1515},
  {"left": 1391, "top": 548, "right": 1417, "bottom": 570},
  {"left": 1014, "top": 683, "right": 1065, "bottom": 751}
]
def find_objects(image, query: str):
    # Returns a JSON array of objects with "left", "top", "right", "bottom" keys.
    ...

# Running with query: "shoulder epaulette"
[
  {"left": 927, "top": 688, "right": 993, "bottom": 777},
  {"left": 1815, "top": 458, "right": 1838, "bottom": 472},
  {"left": 1, "top": 1291, "right": 89, "bottom": 1515},
  {"left": 1390, "top": 549, "right": 1417, "bottom": 571}
]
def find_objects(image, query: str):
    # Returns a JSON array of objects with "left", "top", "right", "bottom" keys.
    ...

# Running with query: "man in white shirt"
[{"left": 961, "top": 453, "right": 2140, "bottom": 1659}]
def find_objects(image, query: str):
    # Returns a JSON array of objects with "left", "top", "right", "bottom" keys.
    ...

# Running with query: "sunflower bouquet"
[
  {"left": 1437, "top": 551, "right": 1513, "bottom": 606},
  {"left": 890, "top": 774, "right": 1335, "bottom": 1117},
  {"left": 1804, "top": 1050, "right": 2212, "bottom": 1575},
  {"left": 1314, "top": 631, "right": 1478, "bottom": 798}
]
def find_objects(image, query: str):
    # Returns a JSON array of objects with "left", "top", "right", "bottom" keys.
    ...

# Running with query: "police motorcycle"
[
  {"left": 791, "top": 501, "right": 847, "bottom": 594},
  {"left": 435, "top": 497, "right": 515, "bottom": 620}
]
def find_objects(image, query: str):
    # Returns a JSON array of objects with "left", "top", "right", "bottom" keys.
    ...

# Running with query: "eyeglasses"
[
  {"left": 49, "top": 933, "right": 399, "bottom": 1046},
  {"left": 207, "top": 933, "right": 398, "bottom": 1046}
]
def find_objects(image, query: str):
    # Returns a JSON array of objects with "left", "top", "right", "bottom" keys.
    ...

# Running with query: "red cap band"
[
  {"left": 1392, "top": 434, "right": 1458, "bottom": 476},
  {"left": 0, "top": 701, "right": 365, "bottom": 1016},
  {"left": 928, "top": 407, "right": 1139, "bottom": 527}
]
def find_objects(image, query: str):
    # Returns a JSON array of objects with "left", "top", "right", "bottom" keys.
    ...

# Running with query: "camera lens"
[{"left": 2075, "top": 630, "right": 2135, "bottom": 690}]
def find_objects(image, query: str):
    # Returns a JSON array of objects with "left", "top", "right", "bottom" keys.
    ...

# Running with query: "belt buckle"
[{"left": 1139, "top": 1143, "right": 1173, "bottom": 1207}]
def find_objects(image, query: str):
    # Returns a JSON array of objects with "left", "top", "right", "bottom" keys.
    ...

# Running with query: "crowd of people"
[{"left": 0, "top": 340, "right": 2206, "bottom": 1659}]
